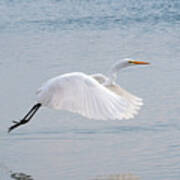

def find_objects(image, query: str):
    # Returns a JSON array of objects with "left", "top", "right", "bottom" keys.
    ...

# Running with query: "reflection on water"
[
  {"left": 11, "top": 172, "right": 34, "bottom": 180},
  {"left": 0, "top": 163, "right": 139, "bottom": 180},
  {"left": 0, "top": 163, "right": 34, "bottom": 180},
  {"left": 94, "top": 173, "right": 140, "bottom": 180}
]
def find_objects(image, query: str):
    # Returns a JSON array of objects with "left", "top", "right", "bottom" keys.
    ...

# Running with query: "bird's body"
[
  {"left": 36, "top": 72, "right": 131, "bottom": 120},
  {"left": 9, "top": 59, "right": 149, "bottom": 132}
]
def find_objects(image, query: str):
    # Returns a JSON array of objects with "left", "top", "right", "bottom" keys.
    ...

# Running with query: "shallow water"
[{"left": 0, "top": 0, "right": 180, "bottom": 179}]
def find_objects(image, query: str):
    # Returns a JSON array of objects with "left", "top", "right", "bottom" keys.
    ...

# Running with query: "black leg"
[{"left": 8, "top": 103, "right": 41, "bottom": 133}]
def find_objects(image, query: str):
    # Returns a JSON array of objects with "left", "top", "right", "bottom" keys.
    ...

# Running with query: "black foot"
[
  {"left": 8, "top": 103, "right": 41, "bottom": 133},
  {"left": 8, "top": 119, "right": 28, "bottom": 133}
]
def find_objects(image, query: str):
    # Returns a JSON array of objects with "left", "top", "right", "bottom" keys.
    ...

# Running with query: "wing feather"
[
  {"left": 91, "top": 74, "right": 143, "bottom": 119},
  {"left": 105, "top": 84, "right": 143, "bottom": 118},
  {"left": 50, "top": 74, "right": 130, "bottom": 120},
  {"left": 37, "top": 72, "right": 141, "bottom": 120}
]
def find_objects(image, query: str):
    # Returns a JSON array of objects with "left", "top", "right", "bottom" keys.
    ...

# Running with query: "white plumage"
[
  {"left": 91, "top": 73, "right": 143, "bottom": 119},
  {"left": 36, "top": 72, "right": 129, "bottom": 120},
  {"left": 8, "top": 58, "right": 149, "bottom": 132}
]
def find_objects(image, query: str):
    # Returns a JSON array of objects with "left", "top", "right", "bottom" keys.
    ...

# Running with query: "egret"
[{"left": 8, "top": 59, "right": 150, "bottom": 132}]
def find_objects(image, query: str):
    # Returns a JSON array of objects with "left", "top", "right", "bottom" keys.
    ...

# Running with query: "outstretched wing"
[
  {"left": 37, "top": 73, "right": 135, "bottom": 120},
  {"left": 91, "top": 73, "right": 143, "bottom": 118},
  {"left": 105, "top": 84, "right": 143, "bottom": 118}
]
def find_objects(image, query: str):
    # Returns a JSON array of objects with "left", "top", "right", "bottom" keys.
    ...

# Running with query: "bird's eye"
[{"left": 128, "top": 60, "right": 134, "bottom": 64}]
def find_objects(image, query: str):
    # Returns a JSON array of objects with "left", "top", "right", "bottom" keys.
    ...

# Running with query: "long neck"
[{"left": 108, "top": 61, "right": 129, "bottom": 84}]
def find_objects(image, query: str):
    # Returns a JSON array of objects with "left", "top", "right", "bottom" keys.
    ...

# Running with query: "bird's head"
[
  {"left": 112, "top": 58, "right": 150, "bottom": 71},
  {"left": 109, "top": 58, "right": 150, "bottom": 82}
]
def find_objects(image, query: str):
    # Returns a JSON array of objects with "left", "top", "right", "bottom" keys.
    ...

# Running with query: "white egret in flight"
[{"left": 8, "top": 59, "right": 150, "bottom": 132}]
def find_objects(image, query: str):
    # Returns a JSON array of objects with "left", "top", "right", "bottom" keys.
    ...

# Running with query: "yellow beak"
[{"left": 128, "top": 60, "right": 150, "bottom": 65}]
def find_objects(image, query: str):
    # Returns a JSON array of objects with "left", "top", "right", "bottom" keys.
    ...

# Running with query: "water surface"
[{"left": 0, "top": 0, "right": 180, "bottom": 179}]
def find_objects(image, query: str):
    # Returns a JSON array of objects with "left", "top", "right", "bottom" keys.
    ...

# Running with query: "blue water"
[
  {"left": 0, "top": 0, "right": 180, "bottom": 179},
  {"left": 0, "top": 0, "right": 180, "bottom": 33}
]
